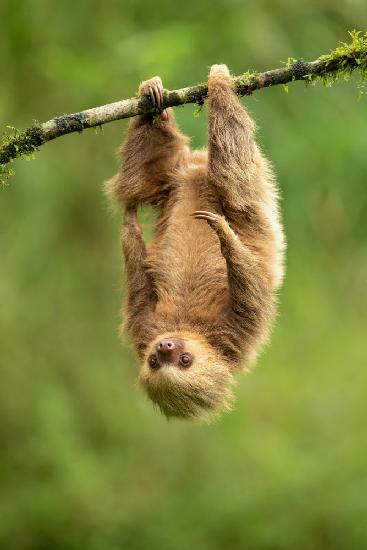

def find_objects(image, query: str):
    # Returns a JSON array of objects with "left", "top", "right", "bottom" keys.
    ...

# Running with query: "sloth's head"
[{"left": 139, "top": 332, "right": 234, "bottom": 420}]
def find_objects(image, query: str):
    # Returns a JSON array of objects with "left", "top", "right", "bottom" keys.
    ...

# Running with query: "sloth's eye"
[
  {"left": 148, "top": 354, "right": 158, "bottom": 368},
  {"left": 179, "top": 353, "right": 192, "bottom": 367}
]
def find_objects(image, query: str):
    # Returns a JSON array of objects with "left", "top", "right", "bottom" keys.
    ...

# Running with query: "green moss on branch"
[{"left": 0, "top": 125, "right": 44, "bottom": 185}]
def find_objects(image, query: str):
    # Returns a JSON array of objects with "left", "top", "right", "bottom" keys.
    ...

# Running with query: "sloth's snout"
[
  {"left": 156, "top": 339, "right": 175, "bottom": 355},
  {"left": 154, "top": 337, "right": 184, "bottom": 364}
]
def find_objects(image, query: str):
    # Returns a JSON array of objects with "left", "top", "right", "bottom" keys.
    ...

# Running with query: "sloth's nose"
[{"left": 156, "top": 339, "right": 176, "bottom": 354}]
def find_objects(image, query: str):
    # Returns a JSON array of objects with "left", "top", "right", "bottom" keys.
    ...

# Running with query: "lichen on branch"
[{"left": 1, "top": 30, "right": 367, "bottom": 185}]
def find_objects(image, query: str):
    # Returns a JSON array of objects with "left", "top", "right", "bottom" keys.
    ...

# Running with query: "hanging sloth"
[{"left": 106, "top": 64, "right": 285, "bottom": 420}]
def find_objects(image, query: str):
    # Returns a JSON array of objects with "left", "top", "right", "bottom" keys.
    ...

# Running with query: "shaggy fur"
[{"left": 106, "top": 65, "right": 285, "bottom": 420}]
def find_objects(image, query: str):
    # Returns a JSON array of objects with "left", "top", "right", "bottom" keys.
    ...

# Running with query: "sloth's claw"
[
  {"left": 149, "top": 86, "right": 156, "bottom": 107},
  {"left": 153, "top": 85, "right": 160, "bottom": 108},
  {"left": 190, "top": 210, "right": 221, "bottom": 225}
]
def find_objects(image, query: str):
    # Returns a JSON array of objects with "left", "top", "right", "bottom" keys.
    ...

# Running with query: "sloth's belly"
[{"left": 147, "top": 190, "right": 229, "bottom": 313}]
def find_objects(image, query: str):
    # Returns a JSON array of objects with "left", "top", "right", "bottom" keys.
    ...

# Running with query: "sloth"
[{"left": 106, "top": 64, "right": 285, "bottom": 420}]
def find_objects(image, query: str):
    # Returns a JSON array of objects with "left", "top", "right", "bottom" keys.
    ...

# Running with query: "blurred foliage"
[{"left": 0, "top": 1, "right": 367, "bottom": 549}]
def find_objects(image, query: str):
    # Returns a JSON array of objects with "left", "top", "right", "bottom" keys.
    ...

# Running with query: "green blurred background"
[{"left": 1, "top": 1, "right": 367, "bottom": 548}]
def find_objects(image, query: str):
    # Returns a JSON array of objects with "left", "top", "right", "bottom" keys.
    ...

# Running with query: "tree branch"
[{"left": 1, "top": 31, "right": 367, "bottom": 183}]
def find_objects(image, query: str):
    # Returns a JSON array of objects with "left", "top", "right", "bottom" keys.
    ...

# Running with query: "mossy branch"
[{"left": 1, "top": 30, "right": 367, "bottom": 184}]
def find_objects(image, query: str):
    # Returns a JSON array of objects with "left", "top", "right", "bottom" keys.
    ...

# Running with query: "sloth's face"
[{"left": 139, "top": 332, "right": 234, "bottom": 420}]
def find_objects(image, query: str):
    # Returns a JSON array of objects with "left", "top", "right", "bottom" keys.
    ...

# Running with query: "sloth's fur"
[{"left": 106, "top": 65, "right": 285, "bottom": 420}]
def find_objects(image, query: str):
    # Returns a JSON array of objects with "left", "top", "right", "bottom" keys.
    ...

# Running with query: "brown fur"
[{"left": 106, "top": 66, "right": 285, "bottom": 420}]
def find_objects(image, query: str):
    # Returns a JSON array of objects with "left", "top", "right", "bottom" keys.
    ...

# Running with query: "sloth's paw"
[
  {"left": 190, "top": 211, "right": 237, "bottom": 251},
  {"left": 138, "top": 76, "right": 164, "bottom": 108}
]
